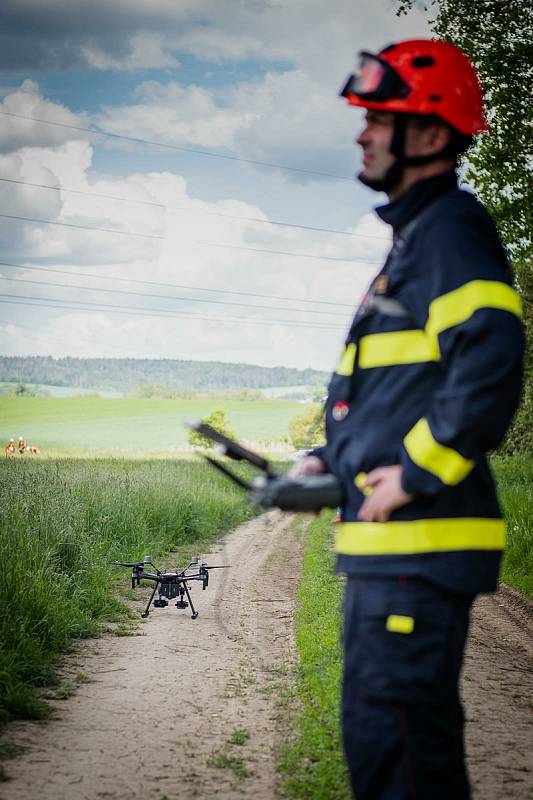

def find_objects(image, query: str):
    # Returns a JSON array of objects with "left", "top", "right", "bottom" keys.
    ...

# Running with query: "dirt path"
[
  {"left": 463, "top": 586, "right": 533, "bottom": 798},
  {"left": 0, "top": 511, "right": 303, "bottom": 800},
  {"left": 1, "top": 514, "right": 531, "bottom": 800}
]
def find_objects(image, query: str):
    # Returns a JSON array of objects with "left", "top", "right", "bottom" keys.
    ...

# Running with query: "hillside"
[{"left": 0, "top": 356, "right": 329, "bottom": 392}]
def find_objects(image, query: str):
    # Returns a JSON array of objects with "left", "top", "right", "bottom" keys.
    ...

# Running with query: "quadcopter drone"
[
  {"left": 115, "top": 555, "right": 228, "bottom": 619},
  {"left": 186, "top": 421, "right": 343, "bottom": 512}
]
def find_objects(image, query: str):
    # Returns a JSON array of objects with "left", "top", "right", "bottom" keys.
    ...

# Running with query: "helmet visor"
[{"left": 340, "top": 52, "right": 410, "bottom": 102}]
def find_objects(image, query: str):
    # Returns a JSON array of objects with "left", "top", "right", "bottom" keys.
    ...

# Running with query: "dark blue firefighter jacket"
[{"left": 317, "top": 171, "right": 524, "bottom": 594}]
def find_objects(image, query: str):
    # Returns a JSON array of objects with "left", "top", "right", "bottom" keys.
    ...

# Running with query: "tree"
[
  {"left": 397, "top": 0, "right": 532, "bottom": 453},
  {"left": 187, "top": 408, "right": 236, "bottom": 449},
  {"left": 288, "top": 405, "right": 325, "bottom": 450}
]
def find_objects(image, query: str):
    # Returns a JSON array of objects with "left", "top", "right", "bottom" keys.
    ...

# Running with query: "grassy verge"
[
  {"left": 0, "top": 458, "right": 254, "bottom": 727},
  {"left": 278, "top": 511, "right": 350, "bottom": 799},
  {"left": 493, "top": 455, "right": 533, "bottom": 596},
  {"left": 279, "top": 455, "right": 532, "bottom": 799}
]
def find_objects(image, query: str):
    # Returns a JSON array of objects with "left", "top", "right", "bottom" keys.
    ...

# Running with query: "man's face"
[{"left": 356, "top": 110, "right": 396, "bottom": 188}]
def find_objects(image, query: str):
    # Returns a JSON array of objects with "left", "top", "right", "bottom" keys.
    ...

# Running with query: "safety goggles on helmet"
[{"left": 340, "top": 52, "right": 410, "bottom": 102}]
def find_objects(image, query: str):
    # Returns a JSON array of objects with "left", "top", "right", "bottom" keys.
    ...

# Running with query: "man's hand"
[
  {"left": 287, "top": 455, "right": 325, "bottom": 479},
  {"left": 357, "top": 465, "right": 414, "bottom": 523}
]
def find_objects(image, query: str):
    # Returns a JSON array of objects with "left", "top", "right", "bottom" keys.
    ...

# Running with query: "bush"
[{"left": 288, "top": 405, "right": 325, "bottom": 450}]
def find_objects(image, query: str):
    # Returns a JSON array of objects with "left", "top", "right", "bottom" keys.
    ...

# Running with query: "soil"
[{"left": 1, "top": 514, "right": 532, "bottom": 800}]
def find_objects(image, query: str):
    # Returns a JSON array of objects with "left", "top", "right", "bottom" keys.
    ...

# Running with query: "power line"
[
  {"left": 0, "top": 210, "right": 387, "bottom": 264},
  {"left": 0, "top": 175, "right": 391, "bottom": 241},
  {"left": 198, "top": 241, "right": 382, "bottom": 266},
  {"left": 0, "top": 109, "right": 353, "bottom": 182},
  {"left": 0, "top": 212, "right": 164, "bottom": 240},
  {"left": 0, "top": 259, "right": 356, "bottom": 308},
  {"left": 0, "top": 293, "right": 346, "bottom": 331},
  {"left": 0, "top": 274, "right": 348, "bottom": 317}
]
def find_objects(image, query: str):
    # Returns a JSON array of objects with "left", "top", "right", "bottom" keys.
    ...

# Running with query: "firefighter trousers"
[{"left": 342, "top": 575, "right": 474, "bottom": 800}]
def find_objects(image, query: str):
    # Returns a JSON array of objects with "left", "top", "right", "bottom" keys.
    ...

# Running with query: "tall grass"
[
  {"left": 0, "top": 458, "right": 254, "bottom": 726},
  {"left": 494, "top": 455, "right": 533, "bottom": 595}
]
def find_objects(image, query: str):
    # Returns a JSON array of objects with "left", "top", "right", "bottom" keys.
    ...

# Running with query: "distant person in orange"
[
  {"left": 6, "top": 438, "right": 15, "bottom": 458},
  {"left": 29, "top": 445, "right": 40, "bottom": 455},
  {"left": 18, "top": 436, "right": 26, "bottom": 455}
]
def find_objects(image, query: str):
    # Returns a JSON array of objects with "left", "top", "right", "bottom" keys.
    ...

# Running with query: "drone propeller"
[{"left": 114, "top": 560, "right": 145, "bottom": 568}]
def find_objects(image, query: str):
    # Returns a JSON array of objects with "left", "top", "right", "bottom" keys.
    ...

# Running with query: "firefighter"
[
  {"left": 292, "top": 39, "right": 524, "bottom": 799},
  {"left": 18, "top": 436, "right": 26, "bottom": 455},
  {"left": 6, "top": 438, "right": 15, "bottom": 459}
]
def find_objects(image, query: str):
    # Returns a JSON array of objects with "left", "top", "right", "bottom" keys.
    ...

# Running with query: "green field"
[{"left": 0, "top": 396, "right": 306, "bottom": 452}]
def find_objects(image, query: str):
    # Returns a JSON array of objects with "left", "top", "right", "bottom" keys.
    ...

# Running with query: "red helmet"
[{"left": 340, "top": 39, "right": 488, "bottom": 135}]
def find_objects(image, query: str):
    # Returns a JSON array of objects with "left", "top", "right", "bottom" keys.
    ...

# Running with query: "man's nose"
[{"left": 356, "top": 126, "right": 370, "bottom": 146}]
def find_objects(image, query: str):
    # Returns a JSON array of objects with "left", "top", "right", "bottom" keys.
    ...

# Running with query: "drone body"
[{"left": 115, "top": 556, "right": 228, "bottom": 620}]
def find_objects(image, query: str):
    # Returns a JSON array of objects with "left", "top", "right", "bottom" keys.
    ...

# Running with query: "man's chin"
[
  {"left": 357, "top": 161, "right": 403, "bottom": 194},
  {"left": 357, "top": 169, "right": 388, "bottom": 192}
]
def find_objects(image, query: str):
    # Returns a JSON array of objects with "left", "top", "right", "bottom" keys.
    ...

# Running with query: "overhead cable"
[
  {"left": 0, "top": 109, "right": 352, "bottom": 182},
  {"left": 0, "top": 274, "right": 348, "bottom": 317},
  {"left": 0, "top": 175, "right": 390, "bottom": 241},
  {"left": 0, "top": 294, "right": 346, "bottom": 331},
  {"left": 0, "top": 212, "right": 164, "bottom": 240},
  {"left": 0, "top": 260, "right": 356, "bottom": 308}
]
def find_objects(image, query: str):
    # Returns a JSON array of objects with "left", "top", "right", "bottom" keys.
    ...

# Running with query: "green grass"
[
  {"left": 0, "top": 457, "right": 254, "bottom": 727},
  {"left": 0, "top": 395, "right": 303, "bottom": 452},
  {"left": 278, "top": 511, "right": 350, "bottom": 799},
  {"left": 279, "top": 455, "right": 532, "bottom": 799},
  {"left": 493, "top": 456, "right": 533, "bottom": 596}
]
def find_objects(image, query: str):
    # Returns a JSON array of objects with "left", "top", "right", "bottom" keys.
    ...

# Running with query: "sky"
[{"left": 0, "top": 0, "right": 428, "bottom": 372}]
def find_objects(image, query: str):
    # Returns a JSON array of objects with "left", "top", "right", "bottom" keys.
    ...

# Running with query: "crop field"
[
  {"left": 0, "top": 396, "right": 306, "bottom": 453},
  {"left": 0, "top": 457, "right": 255, "bottom": 726}
]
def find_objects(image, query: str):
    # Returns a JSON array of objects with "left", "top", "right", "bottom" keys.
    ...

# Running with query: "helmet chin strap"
[{"left": 358, "top": 114, "right": 453, "bottom": 193}]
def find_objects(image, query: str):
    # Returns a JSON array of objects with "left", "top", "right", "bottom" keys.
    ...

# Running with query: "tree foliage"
[
  {"left": 397, "top": 0, "right": 532, "bottom": 455},
  {"left": 288, "top": 405, "right": 325, "bottom": 450},
  {"left": 187, "top": 409, "right": 236, "bottom": 449}
]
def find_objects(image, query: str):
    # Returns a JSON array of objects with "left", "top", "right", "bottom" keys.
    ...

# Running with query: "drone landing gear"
[
  {"left": 140, "top": 580, "right": 199, "bottom": 619},
  {"left": 179, "top": 582, "right": 199, "bottom": 619},
  {"left": 141, "top": 582, "right": 160, "bottom": 618}
]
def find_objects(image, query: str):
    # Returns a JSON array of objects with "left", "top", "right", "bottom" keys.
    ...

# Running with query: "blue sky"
[{"left": 0, "top": 0, "right": 428, "bottom": 370}]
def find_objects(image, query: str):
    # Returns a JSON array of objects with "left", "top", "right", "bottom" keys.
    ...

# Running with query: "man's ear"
[
  {"left": 408, "top": 119, "right": 452, "bottom": 157},
  {"left": 422, "top": 122, "right": 452, "bottom": 156}
]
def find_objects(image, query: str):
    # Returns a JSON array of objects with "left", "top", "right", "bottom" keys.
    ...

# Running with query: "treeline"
[{"left": 0, "top": 356, "right": 328, "bottom": 392}]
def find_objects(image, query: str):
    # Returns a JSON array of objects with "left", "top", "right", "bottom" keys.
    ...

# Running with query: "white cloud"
[{"left": 0, "top": 81, "right": 90, "bottom": 154}]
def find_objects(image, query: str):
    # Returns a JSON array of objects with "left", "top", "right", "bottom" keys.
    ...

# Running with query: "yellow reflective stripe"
[
  {"left": 426, "top": 280, "right": 522, "bottom": 342},
  {"left": 404, "top": 418, "right": 474, "bottom": 485},
  {"left": 335, "top": 518, "right": 505, "bottom": 555},
  {"left": 359, "top": 330, "right": 440, "bottom": 368},
  {"left": 386, "top": 615, "right": 414, "bottom": 634},
  {"left": 336, "top": 342, "right": 357, "bottom": 376}
]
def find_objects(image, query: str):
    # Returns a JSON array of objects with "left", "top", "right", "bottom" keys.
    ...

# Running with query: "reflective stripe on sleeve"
[
  {"left": 336, "top": 342, "right": 357, "bottom": 376},
  {"left": 404, "top": 417, "right": 475, "bottom": 485},
  {"left": 335, "top": 518, "right": 505, "bottom": 555},
  {"left": 359, "top": 330, "right": 440, "bottom": 368},
  {"left": 426, "top": 280, "right": 522, "bottom": 347}
]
